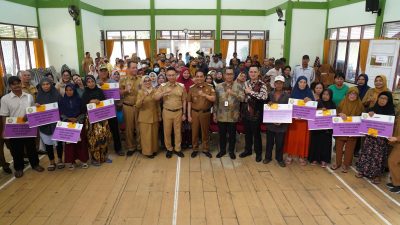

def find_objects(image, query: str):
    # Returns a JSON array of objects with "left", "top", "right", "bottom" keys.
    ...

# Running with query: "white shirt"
[
  {"left": 265, "top": 68, "right": 282, "bottom": 88},
  {"left": 292, "top": 65, "right": 315, "bottom": 87},
  {"left": 208, "top": 60, "right": 223, "bottom": 70},
  {"left": 0, "top": 91, "right": 34, "bottom": 117}
]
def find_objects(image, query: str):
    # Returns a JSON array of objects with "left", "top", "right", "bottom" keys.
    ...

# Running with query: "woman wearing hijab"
[
  {"left": 136, "top": 75, "right": 160, "bottom": 158},
  {"left": 59, "top": 83, "right": 89, "bottom": 169},
  {"left": 177, "top": 67, "right": 194, "bottom": 149},
  {"left": 356, "top": 74, "right": 370, "bottom": 100},
  {"left": 81, "top": 75, "right": 111, "bottom": 166},
  {"left": 356, "top": 91, "right": 395, "bottom": 184},
  {"left": 110, "top": 70, "right": 121, "bottom": 82},
  {"left": 308, "top": 89, "right": 336, "bottom": 168},
  {"left": 331, "top": 87, "right": 364, "bottom": 173},
  {"left": 362, "top": 75, "right": 388, "bottom": 109},
  {"left": 214, "top": 71, "right": 224, "bottom": 85},
  {"left": 283, "top": 76, "right": 314, "bottom": 166},
  {"left": 88, "top": 64, "right": 98, "bottom": 79},
  {"left": 149, "top": 72, "right": 158, "bottom": 88},
  {"left": 36, "top": 78, "right": 62, "bottom": 171}
]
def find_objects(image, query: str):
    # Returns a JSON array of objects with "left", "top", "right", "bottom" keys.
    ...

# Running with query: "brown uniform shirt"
[
  {"left": 21, "top": 83, "right": 38, "bottom": 101},
  {"left": 136, "top": 89, "right": 160, "bottom": 124},
  {"left": 119, "top": 75, "right": 141, "bottom": 106},
  {"left": 82, "top": 57, "right": 94, "bottom": 74},
  {"left": 156, "top": 82, "right": 187, "bottom": 110},
  {"left": 187, "top": 82, "right": 215, "bottom": 110}
]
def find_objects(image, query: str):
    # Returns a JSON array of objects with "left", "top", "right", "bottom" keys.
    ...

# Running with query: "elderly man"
[{"left": 19, "top": 70, "right": 37, "bottom": 101}]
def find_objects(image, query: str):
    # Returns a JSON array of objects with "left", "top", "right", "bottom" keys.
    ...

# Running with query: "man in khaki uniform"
[
  {"left": 154, "top": 67, "right": 187, "bottom": 158},
  {"left": 187, "top": 70, "right": 215, "bottom": 158},
  {"left": 120, "top": 61, "right": 142, "bottom": 156},
  {"left": 19, "top": 71, "right": 37, "bottom": 101},
  {"left": 82, "top": 52, "right": 94, "bottom": 75}
]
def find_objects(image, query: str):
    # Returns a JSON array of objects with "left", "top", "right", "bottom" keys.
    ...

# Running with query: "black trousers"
[
  {"left": 244, "top": 118, "right": 262, "bottom": 156},
  {"left": 108, "top": 117, "right": 122, "bottom": 152},
  {"left": 9, "top": 138, "right": 39, "bottom": 171},
  {"left": 45, "top": 143, "right": 63, "bottom": 161},
  {"left": 265, "top": 130, "right": 285, "bottom": 162},
  {"left": 218, "top": 122, "right": 236, "bottom": 153}
]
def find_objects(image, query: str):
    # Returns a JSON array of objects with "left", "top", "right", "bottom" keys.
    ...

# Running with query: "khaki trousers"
[
  {"left": 123, "top": 105, "right": 141, "bottom": 150},
  {"left": 163, "top": 109, "right": 182, "bottom": 152},
  {"left": 191, "top": 110, "right": 210, "bottom": 151},
  {"left": 389, "top": 146, "right": 400, "bottom": 186}
]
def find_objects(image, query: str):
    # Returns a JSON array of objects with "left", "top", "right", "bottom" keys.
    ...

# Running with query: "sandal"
[
  {"left": 372, "top": 177, "right": 381, "bottom": 184},
  {"left": 330, "top": 164, "right": 340, "bottom": 170},
  {"left": 81, "top": 163, "right": 89, "bottom": 169},
  {"left": 47, "top": 164, "right": 56, "bottom": 171},
  {"left": 91, "top": 160, "right": 101, "bottom": 166},
  {"left": 341, "top": 166, "right": 348, "bottom": 173},
  {"left": 311, "top": 161, "right": 317, "bottom": 166},
  {"left": 68, "top": 164, "right": 74, "bottom": 170},
  {"left": 285, "top": 157, "right": 293, "bottom": 165},
  {"left": 56, "top": 162, "right": 65, "bottom": 169},
  {"left": 321, "top": 162, "right": 327, "bottom": 168},
  {"left": 299, "top": 158, "right": 307, "bottom": 166},
  {"left": 355, "top": 173, "right": 364, "bottom": 178}
]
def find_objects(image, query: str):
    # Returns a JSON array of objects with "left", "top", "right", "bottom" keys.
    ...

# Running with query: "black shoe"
[
  {"left": 389, "top": 186, "right": 400, "bottom": 193},
  {"left": 175, "top": 151, "right": 184, "bottom": 158},
  {"left": 23, "top": 160, "right": 29, "bottom": 165},
  {"left": 146, "top": 154, "right": 155, "bottom": 159},
  {"left": 386, "top": 183, "right": 395, "bottom": 189},
  {"left": 166, "top": 151, "right": 173, "bottom": 158},
  {"left": 152, "top": 152, "right": 158, "bottom": 157},
  {"left": 191, "top": 151, "right": 199, "bottom": 158},
  {"left": 3, "top": 167, "right": 12, "bottom": 174},
  {"left": 278, "top": 161, "right": 286, "bottom": 167},
  {"left": 37, "top": 150, "right": 47, "bottom": 155},
  {"left": 216, "top": 151, "right": 226, "bottom": 158},
  {"left": 203, "top": 151, "right": 212, "bottom": 158},
  {"left": 229, "top": 152, "right": 236, "bottom": 160},
  {"left": 116, "top": 151, "right": 125, "bottom": 156},
  {"left": 239, "top": 151, "right": 252, "bottom": 158},
  {"left": 263, "top": 159, "right": 272, "bottom": 164},
  {"left": 126, "top": 150, "right": 135, "bottom": 156},
  {"left": 14, "top": 170, "right": 23, "bottom": 178},
  {"left": 256, "top": 155, "right": 262, "bottom": 162}
]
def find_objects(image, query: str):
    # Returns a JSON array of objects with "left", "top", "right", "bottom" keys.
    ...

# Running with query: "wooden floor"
[{"left": 0, "top": 135, "right": 399, "bottom": 225}]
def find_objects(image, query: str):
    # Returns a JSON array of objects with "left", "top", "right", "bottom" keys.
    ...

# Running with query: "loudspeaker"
[{"left": 366, "top": 0, "right": 379, "bottom": 12}]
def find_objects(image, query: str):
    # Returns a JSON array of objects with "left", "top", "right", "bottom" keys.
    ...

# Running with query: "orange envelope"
[
  {"left": 101, "top": 83, "right": 110, "bottom": 90},
  {"left": 16, "top": 117, "right": 25, "bottom": 124},
  {"left": 96, "top": 101, "right": 104, "bottom": 108},
  {"left": 270, "top": 104, "right": 279, "bottom": 110},
  {"left": 36, "top": 105, "right": 46, "bottom": 112},
  {"left": 367, "top": 128, "right": 378, "bottom": 136},
  {"left": 322, "top": 110, "right": 331, "bottom": 116},
  {"left": 343, "top": 117, "right": 353, "bottom": 122},
  {"left": 67, "top": 123, "right": 76, "bottom": 129},
  {"left": 297, "top": 100, "right": 305, "bottom": 106}
]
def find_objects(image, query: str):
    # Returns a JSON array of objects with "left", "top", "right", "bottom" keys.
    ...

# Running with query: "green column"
[
  {"left": 374, "top": 0, "right": 386, "bottom": 38},
  {"left": 150, "top": 0, "right": 156, "bottom": 61},
  {"left": 283, "top": 1, "right": 293, "bottom": 63},
  {"left": 215, "top": 0, "right": 221, "bottom": 53},
  {"left": 71, "top": 0, "right": 84, "bottom": 74}
]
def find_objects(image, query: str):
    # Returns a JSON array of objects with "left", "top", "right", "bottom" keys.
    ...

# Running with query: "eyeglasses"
[{"left": 144, "top": 80, "right": 151, "bottom": 83}]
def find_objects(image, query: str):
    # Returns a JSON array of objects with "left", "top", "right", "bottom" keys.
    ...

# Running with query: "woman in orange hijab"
[{"left": 362, "top": 75, "right": 389, "bottom": 109}]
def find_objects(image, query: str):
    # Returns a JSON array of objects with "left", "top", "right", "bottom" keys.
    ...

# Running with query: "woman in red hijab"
[
  {"left": 177, "top": 67, "right": 194, "bottom": 149},
  {"left": 177, "top": 67, "right": 194, "bottom": 92}
]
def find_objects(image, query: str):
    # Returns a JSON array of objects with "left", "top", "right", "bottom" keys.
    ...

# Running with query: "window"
[
  {"left": 222, "top": 30, "right": 268, "bottom": 65},
  {"left": 156, "top": 30, "right": 215, "bottom": 58},
  {"left": 382, "top": 21, "right": 400, "bottom": 38},
  {"left": 105, "top": 30, "right": 150, "bottom": 64},
  {"left": 0, "top": 23, "right": 38, "bottom": 75},
  {"left": 327, "top": 24, "right": 375, "bottom": 83}
]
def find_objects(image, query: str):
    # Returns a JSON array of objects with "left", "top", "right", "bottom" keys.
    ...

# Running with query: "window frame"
[
  {"left": 105, "top": 30, "right": 150, "bottom": 59},
  {"left": 0, "top": 22, "right": 39, "bottom": 75},
  {"left": 382, "top": 20, "right": 400, "bottom": 39},
  {"left": 327, "top": 24, "right": 375, "bottom": 83},
  {"left": 156, "top": 30, "right": 215, "bottom": 40}
]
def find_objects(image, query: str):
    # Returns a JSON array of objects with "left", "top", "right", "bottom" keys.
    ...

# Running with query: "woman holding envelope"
[
  {"left": 284, "top": 76, "right": 314, "bottom": 166},
  {"left": 136, "top": 75, "right": 160, "bottom": 158},
  {"left": 331, "top": 87, "right": 364, "bottom": 173},
  {"left": 356, "top": 91, "right": 394, "bottom": 184},
  {"left": 59, "top": 83, "right": 89, "bottom": 169},
  {"left": 36, "top": 78, "right": 62, "bottom": 171},
  {"left": 308, "top": 89, "right": 336, "bottom": 168},
  {"left": 81, "top": 75, "right": 112, "bottom": 166}
]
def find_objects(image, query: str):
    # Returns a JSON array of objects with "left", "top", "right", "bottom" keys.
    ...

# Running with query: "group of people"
[{"left": 0, "top": 51, "right": 399, "bottom": 195}]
